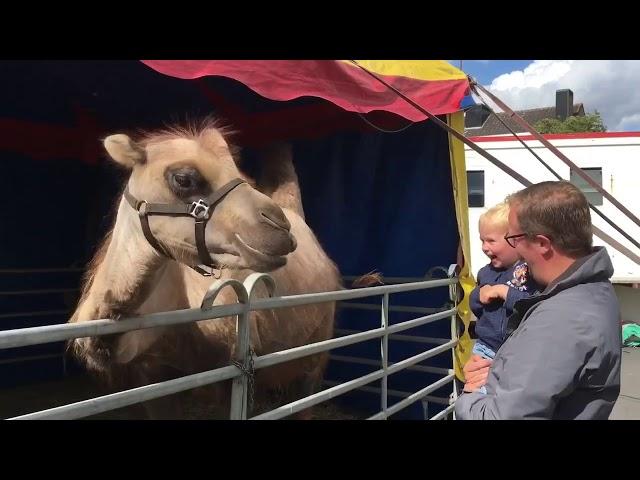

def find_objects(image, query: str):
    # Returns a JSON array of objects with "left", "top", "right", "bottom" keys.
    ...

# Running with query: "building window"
[
  {"left": 467, "top": 170, "right": 485, "bottom": 207},
  {"left": 570, "top": 167, "right": 603, "bottom": 206}
]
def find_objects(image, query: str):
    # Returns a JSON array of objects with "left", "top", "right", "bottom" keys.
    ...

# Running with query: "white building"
[{"left": 464, "top": 131, "right": 640, "bottom": 321}]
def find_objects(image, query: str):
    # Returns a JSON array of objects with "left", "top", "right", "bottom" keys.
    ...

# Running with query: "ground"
[{"left": 609, "top": 347, "right": 640, "bottom": 419}]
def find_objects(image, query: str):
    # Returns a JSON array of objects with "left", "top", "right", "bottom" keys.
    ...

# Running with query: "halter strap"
[{"left": 123, "top": 178, "right": 246, "bottom": 276}]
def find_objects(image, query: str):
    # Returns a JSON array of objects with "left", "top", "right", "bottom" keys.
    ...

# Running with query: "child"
[{"left": 469, "top": 202, "right": 539, "bottom": 391}]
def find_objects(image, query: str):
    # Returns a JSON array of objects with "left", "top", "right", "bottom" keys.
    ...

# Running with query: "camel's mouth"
[
  {"left": 71, "top": 337, "right": 113, "bottom": 373},
  {"left": 234, "top": 234, "right": 288, "bottom": 272}
]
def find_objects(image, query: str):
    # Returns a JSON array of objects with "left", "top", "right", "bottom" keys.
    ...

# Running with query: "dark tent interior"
[{"left": 0, "top": 61, "right": 459, "bottom": 419}]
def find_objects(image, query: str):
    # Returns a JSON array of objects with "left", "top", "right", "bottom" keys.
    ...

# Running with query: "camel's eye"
[
  {"left": 174, "top": 174, "right": 193, "bottom": 189},
  {"left": 166, "top": 166, "right": 210, "bottom": 198}
]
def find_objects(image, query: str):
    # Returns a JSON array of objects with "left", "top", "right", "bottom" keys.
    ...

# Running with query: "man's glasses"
[{"left": 504, "top": 232, "right": 528, "bottom": 248}]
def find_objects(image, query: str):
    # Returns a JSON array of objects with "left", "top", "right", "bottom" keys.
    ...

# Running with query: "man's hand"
[
  {"left": 479, "top": 284, "right": 509, "bottom": 304},
  {"left": 463, "top": 354, "right": 493, "bottom": 392}
]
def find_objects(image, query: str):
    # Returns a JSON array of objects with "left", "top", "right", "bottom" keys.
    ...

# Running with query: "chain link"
[{"left": 232, "top": 347, "right": 256, "bottom": 414}]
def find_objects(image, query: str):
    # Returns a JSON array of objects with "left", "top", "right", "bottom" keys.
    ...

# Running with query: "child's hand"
[{"left": 479, "top": 285, "right": 509, "bottom": 304}]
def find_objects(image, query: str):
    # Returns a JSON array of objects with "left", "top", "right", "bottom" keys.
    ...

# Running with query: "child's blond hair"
[{"left": 479, "top": 201, "right": 510, "bottom": 230}]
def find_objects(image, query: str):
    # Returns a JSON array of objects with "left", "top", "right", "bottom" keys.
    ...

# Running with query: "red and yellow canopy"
[{"left": 141, "top": 60, "right": 469, "bottom": 121}]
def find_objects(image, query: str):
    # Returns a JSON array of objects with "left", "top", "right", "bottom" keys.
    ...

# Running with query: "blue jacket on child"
[{"left": 470, "top": 261, "right": 540, "bottom": 351}]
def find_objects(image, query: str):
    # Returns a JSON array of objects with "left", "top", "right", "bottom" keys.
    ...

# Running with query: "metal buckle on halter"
[
  {"left": 192, "top": 264, "right": 213, "bottom": 277},
  {"left": 189, "top": 199, "right": 210, "bottom": 220}
]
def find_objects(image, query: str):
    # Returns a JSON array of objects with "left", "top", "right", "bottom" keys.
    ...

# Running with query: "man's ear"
[{"left": 536, "top": 234, "right": 553, "bottom": 255}]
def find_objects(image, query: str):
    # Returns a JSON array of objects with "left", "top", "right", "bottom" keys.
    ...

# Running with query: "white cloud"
[
  {"left": 482, "top": 60, "right": 640, "bottom": 131},
  {"left": 617, "top": 113, "right": 640, "bottom": 131}
]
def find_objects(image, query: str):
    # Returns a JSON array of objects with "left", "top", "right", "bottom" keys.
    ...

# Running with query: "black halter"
[{"left": 123, "top": 178, "right": 246, "bottom": 277}]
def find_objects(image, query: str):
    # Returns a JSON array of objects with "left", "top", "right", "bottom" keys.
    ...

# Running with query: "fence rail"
[{"left": 2, "top": 266, "right": 461, "bottom": 420}]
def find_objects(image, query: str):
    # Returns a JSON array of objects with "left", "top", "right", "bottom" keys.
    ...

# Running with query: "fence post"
[
  {"left": 200, "top": 278, "right": 250, "bottom": 420},
  {"left": 380, "top": 292, "right": 390, "bottom": 419},
  {"left": 447, "top": 263, "right": 460, "bottom": 420},
  {"left": 240, "top": 273, "right": 276, "bottom": 419},
  {"left": 230, "top": 301, "right": 251, "bottom": 419}
]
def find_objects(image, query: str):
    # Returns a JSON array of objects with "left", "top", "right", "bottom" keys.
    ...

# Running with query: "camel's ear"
[{"left": 103, "top": 134, "right": 146, "bottom": 168}]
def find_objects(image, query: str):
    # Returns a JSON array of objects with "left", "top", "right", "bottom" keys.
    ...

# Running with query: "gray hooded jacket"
[{"left": 455, "top": 247, "right": 621, "bottom": 420}]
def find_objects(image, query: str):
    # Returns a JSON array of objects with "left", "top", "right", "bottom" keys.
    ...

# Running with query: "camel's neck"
[{"left": 73, "top": 199, "right": 185, "bottom": 322}]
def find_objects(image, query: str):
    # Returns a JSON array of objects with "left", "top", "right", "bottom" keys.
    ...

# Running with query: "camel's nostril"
[{"left": 260, "top": 210, "right": 291, "bottom": 231}]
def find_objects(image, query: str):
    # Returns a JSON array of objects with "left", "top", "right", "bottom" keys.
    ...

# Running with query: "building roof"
[{"left": 464, "top": 103, "right": 585, "bottom": 137}]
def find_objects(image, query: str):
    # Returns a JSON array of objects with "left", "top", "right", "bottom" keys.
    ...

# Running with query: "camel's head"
[{"left": 103, "top": 122, "right": 297, "bottom": 272}]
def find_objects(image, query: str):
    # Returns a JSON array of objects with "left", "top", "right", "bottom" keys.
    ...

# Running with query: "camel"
[{"left": 68, "top": 119, "right": 345, "bottom": 419}]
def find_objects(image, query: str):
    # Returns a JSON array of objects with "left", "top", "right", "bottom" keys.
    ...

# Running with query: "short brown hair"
[{"left": 507, "top": 181, "right": 592, "bottom": 257}]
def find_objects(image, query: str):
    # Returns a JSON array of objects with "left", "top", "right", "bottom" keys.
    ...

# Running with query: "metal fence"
[
  {"left": 0, "top": 264, "right": 460, "bottom": 420},
  {"left": 0, "top": 268, "right": 83, "bottom": 375}
]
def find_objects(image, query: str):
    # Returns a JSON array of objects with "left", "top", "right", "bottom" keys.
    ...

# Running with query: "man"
[{"left": 455, "top": 181, "right": 621, "bottom": 420}]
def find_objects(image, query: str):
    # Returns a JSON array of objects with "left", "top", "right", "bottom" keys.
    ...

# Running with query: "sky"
[{"left": 449, "top": 60, "right": 640, "bottom": 132}]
